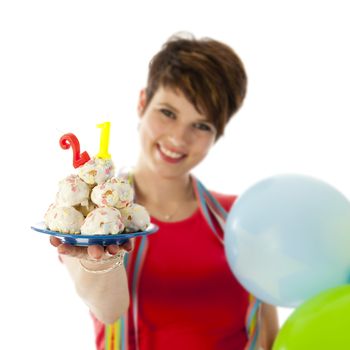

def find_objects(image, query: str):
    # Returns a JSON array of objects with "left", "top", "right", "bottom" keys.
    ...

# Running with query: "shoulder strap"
[
  {"left": 105, "top": 248, "right": 130, "bottom": 350},
  {"left": 192, "top": 176, "right": 261, "bottom": 350},
  {"left": 192, "top": 177, "right": 226, "bottom": 243}
]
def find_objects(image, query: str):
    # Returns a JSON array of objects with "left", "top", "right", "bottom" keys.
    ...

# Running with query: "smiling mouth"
[{"left": 157, "top": 144, "right": 187, "bottom": 163}]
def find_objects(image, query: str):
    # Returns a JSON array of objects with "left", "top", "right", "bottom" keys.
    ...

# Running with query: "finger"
[
  {"left": 87, "top": 245, "right": 105, "bottom": 260},
  {"left": 50, "top": 236, "right": 62, "bottom": 247},
  {"left": 120, "top": 239, "right": 134, "bottom": 252},
  {"left": 106, "top": 244, "right": 121, "bottom": 255},
  {"left": 58, "top": 244, "right": 87, "bottom": 259}
]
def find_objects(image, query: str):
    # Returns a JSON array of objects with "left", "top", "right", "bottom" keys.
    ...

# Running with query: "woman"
[{"left": 51, "top": 33, "right": 279, "bottom": 350}]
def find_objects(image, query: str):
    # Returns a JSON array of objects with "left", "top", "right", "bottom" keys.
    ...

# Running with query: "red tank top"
[{"left": 92, "top": 192, "right": 249, "bottom": 350}]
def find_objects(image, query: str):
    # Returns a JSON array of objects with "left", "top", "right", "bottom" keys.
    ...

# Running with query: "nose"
[{"left": 167, "top": 124, "right": 191, "bottom": 148}]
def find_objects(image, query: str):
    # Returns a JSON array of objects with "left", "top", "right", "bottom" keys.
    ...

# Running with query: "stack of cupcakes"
[{"left": 44, "top": 157, "right": 150, "bottom": 235}]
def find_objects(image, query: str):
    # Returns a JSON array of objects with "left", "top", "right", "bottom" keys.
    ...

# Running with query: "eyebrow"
[
  {"left": 158, "top": 103, "right": 179, "bottom": 114},
  {"left": 158, "top": 102, "right": 211, "bottom": 124}
]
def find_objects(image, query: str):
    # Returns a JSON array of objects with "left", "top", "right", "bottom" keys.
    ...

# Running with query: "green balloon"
[{"left": 273, "top": 285, "right": 350, "bottom": 350}]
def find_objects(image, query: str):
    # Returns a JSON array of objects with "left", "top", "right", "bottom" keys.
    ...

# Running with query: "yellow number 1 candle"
[{"left": 96, "top": 121, "right": 111, "bottom": 159}]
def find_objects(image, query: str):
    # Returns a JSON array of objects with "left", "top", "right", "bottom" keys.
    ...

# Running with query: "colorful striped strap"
[
  {"left": 244, "top": 296, "right": 261, "bottom": 350},
  {"left": 105, "top": 322, "right": 119, "bottom": 350},
  {"left": 192, "top": 177, "right": 226, "bottom": 243},
  {"left": 105, "top": 253, "right": 130, "bottom": 350},
  {"left": 131, "top": 235, "right": 148, "bottom": 350}
]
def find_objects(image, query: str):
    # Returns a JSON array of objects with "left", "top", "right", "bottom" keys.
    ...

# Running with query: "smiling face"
[{"left": 137, "top": 86, "right": 217, "bottom": 180}]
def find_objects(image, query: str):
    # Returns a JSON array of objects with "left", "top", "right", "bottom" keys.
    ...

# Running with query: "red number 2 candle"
[{"left": 59, "top": 133, "right": 91, "bottom": 168}]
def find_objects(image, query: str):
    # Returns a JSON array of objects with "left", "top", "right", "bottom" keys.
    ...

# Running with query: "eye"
[
  {"left": 160, "top": 108, "right": 176, "bottom": 119},
  {"left": 193, "top": 123, "right": 213, "bottom": 132}
]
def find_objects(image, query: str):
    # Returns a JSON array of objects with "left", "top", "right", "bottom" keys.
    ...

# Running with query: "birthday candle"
[
  {"left": 59, "top": 133, "right": 91, "bottom": 168},
  {"left": 96, "top": 122, "right": 111, "bottom": 159}
]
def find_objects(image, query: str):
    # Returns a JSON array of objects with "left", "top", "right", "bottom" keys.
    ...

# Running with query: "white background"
[{"left": 1, "top": 1, "right": 349, "bottom": 349}]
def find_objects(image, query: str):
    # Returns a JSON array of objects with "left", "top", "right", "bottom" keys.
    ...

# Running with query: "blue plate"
[{"left": 31, "top": 221, "right": 159, "bottom": 246}]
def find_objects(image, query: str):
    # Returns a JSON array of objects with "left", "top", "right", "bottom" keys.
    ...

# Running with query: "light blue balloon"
[{"left": 224, "top": 174, "right": 350, "bottom": 307}]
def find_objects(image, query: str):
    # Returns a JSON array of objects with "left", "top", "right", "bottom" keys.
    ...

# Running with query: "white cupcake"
[
  {"left": 91, "top": 177, "right": 134, "bottom": 209},
  {"left": 80, "top": 207, "right": 125, "bottom": 235},
  {"left": 78, "top": 157, "right": 115, "bottom": 185},
  {"left": 56, "top": 174, "right": 90, "bottom": 207},
  {"left": 119, "top": 203, "right": 150, "bottom": 232},
  {"left": 45, "top": 204, "right": 84, "bottom": 234}
]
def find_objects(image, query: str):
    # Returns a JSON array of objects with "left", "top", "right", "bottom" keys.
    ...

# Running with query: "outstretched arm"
[{"left": 51, "top": 236, "right": 131, "bottom": 324}]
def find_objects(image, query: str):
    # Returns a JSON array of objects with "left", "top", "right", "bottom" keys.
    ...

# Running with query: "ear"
[{"left": 137, "top": 89, "right": 147, "bottom": 117}]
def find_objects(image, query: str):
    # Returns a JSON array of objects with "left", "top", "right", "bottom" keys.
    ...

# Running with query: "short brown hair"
[{"left": 144, "top": 33, "right": 247, "bottom": 139}]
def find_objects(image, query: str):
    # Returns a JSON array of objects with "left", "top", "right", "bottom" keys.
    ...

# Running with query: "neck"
[{"left": 132, "top": 166, "right": 195, "bottom": 206}]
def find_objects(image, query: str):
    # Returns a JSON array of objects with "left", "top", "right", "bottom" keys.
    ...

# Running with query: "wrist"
[{"left": 79, "top": 251, "right": 125, "bottom": 274}]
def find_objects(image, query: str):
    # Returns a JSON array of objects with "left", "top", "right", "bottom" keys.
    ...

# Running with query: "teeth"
[{"left": 159, "top": 145, "right": 184, "bottom": 159}]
